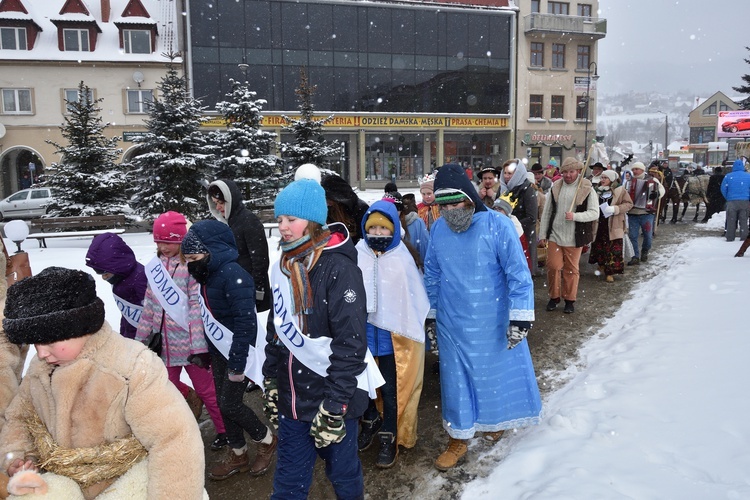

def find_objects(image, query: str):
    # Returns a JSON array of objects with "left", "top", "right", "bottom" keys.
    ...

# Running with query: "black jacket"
[
  {"left": 188, "top": 220, "right": 256, "bottom": 374},
  {"left": 207, "top": 179, "right": 271, "bottom": 312},
  {"left": 263, "top": 224, "right": 369, "bottom": 421}
]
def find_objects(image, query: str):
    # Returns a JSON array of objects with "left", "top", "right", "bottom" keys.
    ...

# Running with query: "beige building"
[
  {"left": 514, "top": 0, "right": 606, "bottom": 167},
  {"left": 0, "top": 0, "right": 181, "bottom": 197}
]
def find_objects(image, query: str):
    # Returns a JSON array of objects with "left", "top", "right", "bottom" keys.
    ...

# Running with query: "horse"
[{"left": 660, "top": 174, "right": 710, "bottom": 223}]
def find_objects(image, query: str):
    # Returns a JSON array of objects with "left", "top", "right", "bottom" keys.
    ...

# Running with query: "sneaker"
[
  {"left": 545, "top": 298, "right": 560, "bottom": 311},
  {"left": 627, "top": 257, "right": 640, "bottom": 266},
  {"left": 357, "top": 414, "right": 383, "bottom": 451},
  {"left": 249, "top": 434, "right": 278, "bottom": 476},
  {"left": 640, "top": 251, "right": 649, "bottom": 262},
  {"left": 605, "top": 275, "right": 615, "bottom": 283},
  {"left": 184, "top": 387, "right": 203, "bottom": 422},
  {"left": 210, "top": 433, "right": 229, "bottom": 451},
  {"left": 375, "top": 432, "right": 397, "bottom": 469},
  {"left": 208, "top": 447, "right": 250, "bottom": 480},
  {"left": 483, "top": 430, "right": 504, "bottom": 442},
  {"left": 434, "top": 438, "right": 468, "bottom": 471},
  {"left": 563, "top": 300, "right": 575, "bottom": 314}
]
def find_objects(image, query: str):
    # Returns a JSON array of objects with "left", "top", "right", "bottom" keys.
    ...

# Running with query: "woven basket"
[{"left": 537, "top": 243, "right": 548, "bottom": 265}]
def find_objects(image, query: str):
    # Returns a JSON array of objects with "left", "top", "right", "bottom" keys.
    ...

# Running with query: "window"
[
  {"left": 719, "top": 101, "right": 730, "bottom": 112},
  {"left": 30, "top": 189, "right": 50, "bottom": 200},
  {"left": 548, "top": 2, "right": 570, "bottom": 15},
  {"left": 127, "top": 89, "right": 153, "bottom": 113},
  {"left": 552, "top": 43, "right": 565, "bottom": 69},
  {"left": 551, "top": 95, "right": 565, "bottom": 119},
  {"left": 577, "top": 4, "right": 592, "bottom": 18},
  {"left": 123, "top": 30, "right": 151, "bottom": 54},
  {"left": 1, "top": 88, "right": 32, "bottom": 114},
  {"left": 577, "top": 45, "right": 591, "bottom": 69},
  {"left": 8, "top": 191, "right": 28, "bottom": 202},
  {"left": 64, "top": 88, "right": 94, "bottom": 113},
  {"left": 531, "top": 0, "right": 540, "bottom": 13},
  {"left": 63, "top": 29, "right": 90, "bottom": 51},
  {"left": 530, "top": 42, "right": 544, "bottom": 67},
  {"left": 703, "top": 102, "right": 717, "bottom": 115},
  {"left": 0, "top": 27, "right": 27, "bottom": 50},
  {"left": 530, "top": 95, "right": 543, "bottom": 118},
  {"left": 576, "top": 96, "right": 589, "bottom": 120}
]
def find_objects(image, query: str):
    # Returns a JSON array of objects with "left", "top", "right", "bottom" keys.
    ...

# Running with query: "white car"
[{"left": 0, "top": 188, "right": 54, "bottom": 220}]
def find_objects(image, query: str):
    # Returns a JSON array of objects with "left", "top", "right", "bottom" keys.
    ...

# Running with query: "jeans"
[
  {"left": 628, "top": 213, "right": 655, "bottom": 258},
  {"left": 272, "top": 417, "right": 363, "bottom": 500},
  {"left": 209, "top": 349, "right": 267, "bottom": 449}
]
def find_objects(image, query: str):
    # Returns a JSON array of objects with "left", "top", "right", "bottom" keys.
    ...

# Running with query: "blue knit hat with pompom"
[{"left": 274, "top": 179, "right": 328, "bottom": 226}]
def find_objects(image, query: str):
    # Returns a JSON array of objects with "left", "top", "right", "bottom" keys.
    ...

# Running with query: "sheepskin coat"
[{"left": 0, "top": 324, "right": 205, "bottom": 500}]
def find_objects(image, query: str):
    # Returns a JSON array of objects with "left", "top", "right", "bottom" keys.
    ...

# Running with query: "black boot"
[
  {"left": 640, "top": 250, "right": 649, "bottom": 262},
  {"left": 376, "top": 432, "right": 397, "bottom": 469},
  {"left": 546, "top": 298, "right": 560, "bottom": 311},
  {"left": 357, "top": 415, "right": 383, "bottom": 451},
  {"left": 627, "top": 257, "right": 640, "bottom": 266},
  {"left": 563, "top": 300, "right": 575, "bottom": 314}
]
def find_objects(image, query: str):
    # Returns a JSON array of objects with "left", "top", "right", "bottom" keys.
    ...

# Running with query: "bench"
[
  {"left": 263, "top": 222, "right": 279, "bottom": 237},
  {"left": 28, "top": 215, "right": 127, "bottom": 248}
]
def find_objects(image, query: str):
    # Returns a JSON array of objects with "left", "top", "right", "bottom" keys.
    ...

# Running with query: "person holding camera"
[{"left": 625, "top": 162, "right": 665, "bottom": 265}]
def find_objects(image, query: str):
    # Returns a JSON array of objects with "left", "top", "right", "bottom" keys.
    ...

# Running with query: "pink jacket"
[{"left": 135, "top": 254, "right": 206, "bottom": 367}]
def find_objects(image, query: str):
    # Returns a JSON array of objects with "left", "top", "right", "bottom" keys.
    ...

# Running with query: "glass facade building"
[{"left": 188, "top": 0, "right": 515, "bottom": 186}]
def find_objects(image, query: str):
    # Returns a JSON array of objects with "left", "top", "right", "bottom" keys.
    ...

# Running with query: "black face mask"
[
  {"left": 105, "top": 274, "right": 124, "bottom": 286},
  {"left": 187, "top": 255, "right": 211, "bottom": 284},
  {"left": 366, "top": 235, "right": 393, "bottom": 253}
]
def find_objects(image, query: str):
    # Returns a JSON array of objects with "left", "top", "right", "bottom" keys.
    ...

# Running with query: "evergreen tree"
[
  {"left": 129, "top": 53, "right": 212, "bottom": 221},
  {"left": 280, "top": 68, "right": 343, "bottom": 169},
  {"left": 733, "top": 46, "right": 750, "bottom": 110},
  {"left": 209, "top": 79, "right": 282, "bottom": 206},
  {"left": 44, "top": 81, "right": 128, "bottom": 216}
]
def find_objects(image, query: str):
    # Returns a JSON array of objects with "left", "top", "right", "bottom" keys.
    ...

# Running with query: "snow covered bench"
[{"left": 28, "top": 215, "right": 127, "bottom": 248}]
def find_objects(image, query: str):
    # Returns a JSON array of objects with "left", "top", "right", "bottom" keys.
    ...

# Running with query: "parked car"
[
  {"left": 0, "top": 188, "right": 54, "bottom": 220},
  {"left": 721, "top": 118, "right": 750, "bottom": 134}
]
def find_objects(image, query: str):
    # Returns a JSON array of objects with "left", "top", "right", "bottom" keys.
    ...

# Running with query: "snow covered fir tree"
[
  {"left": 128, "top": 53, "right": 211, "bottom": 221},
  {"left": 209, "top": 79, "right": 282, "bottom": 207},
  {"left": 280, "top": 68, "right": 343, "bottom": 169},
  {"left": 733, "top": 46, "right": 750, "bottom": 110},
  {"left": 43, "top": 81, "right": 128, "bottom": 217}
]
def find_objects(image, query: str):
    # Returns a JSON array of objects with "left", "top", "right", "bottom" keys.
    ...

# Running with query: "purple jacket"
[{"left": 85, "top": 233, "right": 147, "bottom": 339}]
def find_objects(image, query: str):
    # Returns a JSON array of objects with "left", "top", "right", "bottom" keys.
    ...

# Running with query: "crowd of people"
[{"left": 0, "top": 155, "right": 736, "bottom": 498}]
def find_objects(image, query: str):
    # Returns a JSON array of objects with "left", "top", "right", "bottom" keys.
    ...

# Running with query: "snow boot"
[
  {"left": 249, "top": 434, "right": 277, "bottom": 476},
  {"left": 627, "top": 257, "right": 640, "bottom": 266},
  {"left": 210, "top": 433, "right": 228, "bottom": 451},
  {"left": 605, "top": 275, "right": 615, "bottom": 283},
  {"left": 358, "top": 414, "right": 383, "bottom": 451},
  {"left": 434, "top": 438, "right": 468, "bottom": 471},
  {"left": 375, "top": 432, "right": 397, "bottom": 469},
  {"left": 483, "top": 430, "right": 504, "bottom": 442},
  {"left": 208, "top": 447, "right": 250, "bottom": 480},
  {"left": 736, "top": 237, "right": 750, "bottom": 257},
  {"left": 184, "top": 387, "right": 203, "bottom": 421},
  {"left": 640, "top": 250, "right": 649, "bottom": 262},
  {"left": 563, "top": 300, "right": 575, "bottom": 314},
  {"left": 545, "top": 298, "right": 560, "bottom": 311}
]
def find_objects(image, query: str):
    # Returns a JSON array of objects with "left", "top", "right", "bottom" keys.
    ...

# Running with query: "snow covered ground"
[{"left": 8, "top": 204, "right": 749, "bottom": 499}]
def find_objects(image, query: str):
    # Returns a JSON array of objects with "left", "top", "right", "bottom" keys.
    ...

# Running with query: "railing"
[{"left": 524, "top": 13, "right": 607, "bottom": 38}]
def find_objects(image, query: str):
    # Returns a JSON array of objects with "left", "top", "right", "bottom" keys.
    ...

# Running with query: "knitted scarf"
[{"left": 279, "top": 229, "right": 331, "bottom": 322}]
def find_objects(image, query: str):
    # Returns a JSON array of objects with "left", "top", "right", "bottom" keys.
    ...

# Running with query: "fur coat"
[{"left": 0, "top": 324, "right": 205, "bottom": 500}]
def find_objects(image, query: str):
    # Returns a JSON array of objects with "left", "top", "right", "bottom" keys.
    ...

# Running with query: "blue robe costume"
[{"left": 424, "top": 163, "right": 542, "bottom": 439}]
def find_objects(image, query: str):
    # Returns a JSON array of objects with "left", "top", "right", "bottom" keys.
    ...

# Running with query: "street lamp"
[
  {"left": 580, "top": 61, "right": 599, "bottom": 156},
  {"left": 656, "top": 110, "right": 669, "bottom": 158}
]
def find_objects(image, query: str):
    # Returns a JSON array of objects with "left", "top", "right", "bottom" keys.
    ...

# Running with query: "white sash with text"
[
  {"left": 198, "top": 289, "right": 266, "bottom": 385},
  {"left": 145, "top": 256, "right": 190, "bottom": 331},
  {"left": 271, "top": 265, "right": 384, "bottom": 399},
  {"left": 112, "top": 293, "right": 143, "bottom": 328}
]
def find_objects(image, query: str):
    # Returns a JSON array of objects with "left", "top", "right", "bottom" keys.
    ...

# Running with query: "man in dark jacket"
[
  {"left": 320, "top": 173, "right": 369, "bottom": 244},
  {"left": 702, "top": 166, "right": 725, "bottom": 223},
  {"left": 84, "top": 233, "right": 146, "bottom": 339},
  {"left": 207, "top": 179, "right": 271, "bottom": 312}
]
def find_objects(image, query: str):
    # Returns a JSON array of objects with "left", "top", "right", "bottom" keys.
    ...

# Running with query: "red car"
[{"left": 721, "top": 118, "right": 750, "bottom": 133}]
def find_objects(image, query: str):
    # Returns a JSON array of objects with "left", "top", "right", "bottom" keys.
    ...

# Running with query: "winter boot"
[
  {"left": 184, "top": 387, "right": 203, "bottom": 421},
  {"left": 545, "top": 298, "right": 560, "bottom": 312},
  {"left": 249, "top": 434, "right": 278, "bottom": 476},
  {"left": 563, "top": 300, "right": 575, "bottom": 314},
  {"left": 434, "top": 438, "right": 468, "bottom": 471},
  {"left": 736, "top": 237, "right": 750, "bottom": 257},
  {"left": 357, "top": 414, "right": 383, "bottom": 451},
  {"left": 627, "top": 257, "right": 640, "bottom": 266},
  {"left": 375, "top": 432, "right": 397, "bottom": 469},
  {"left": 208, "top": 447, "right": 250, "bottom": 480},
  {"left": 605, "top": 275, "right": 615, "bottom": 283},
  {"left": 640, "top": 250, "right": 649, "bottom": 262},
  {"left": 210, "top": 433, "right": 229, "bottom": 451},
  {"left": 483, "top": 430, "right": 504, "bottom": 442}
]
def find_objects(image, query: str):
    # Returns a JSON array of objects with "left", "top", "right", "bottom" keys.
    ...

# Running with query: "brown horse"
[{"left": 660, "top": 174, "right": 709, "bottom": 223}]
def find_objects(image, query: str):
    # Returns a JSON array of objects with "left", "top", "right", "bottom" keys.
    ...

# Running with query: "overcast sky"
[{"left": 597, "top": 0, "right": 749, "bottom": 98}]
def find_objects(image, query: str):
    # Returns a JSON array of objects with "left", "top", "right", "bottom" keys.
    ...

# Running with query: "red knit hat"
[{"left": 153, "top": 211, "right": 188, "bottom": 243}]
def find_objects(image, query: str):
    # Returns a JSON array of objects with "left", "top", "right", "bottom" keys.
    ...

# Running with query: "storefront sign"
[
  {"left": 530, "top": 134, "right": 573, "bottom": 142},
  {"left": 122, "top": 131, "right": 149, "bottom": 142},
  {"left": 201, "top": 114, "right": 509, "bottom": 130}
]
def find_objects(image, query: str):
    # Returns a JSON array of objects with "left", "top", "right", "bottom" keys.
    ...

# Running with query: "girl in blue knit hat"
[{"left": 263, "top": 179, "right": 383, "bottom": 499}]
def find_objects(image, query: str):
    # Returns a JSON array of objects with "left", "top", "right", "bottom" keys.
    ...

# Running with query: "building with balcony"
[
  {"left": 0, "top": 0, "right": 181, "bottom": 197},
  {"left": 687, "top": 91, "right": 740, "bottom": 166},
  {"left": 515, "top": 0, "right": 605, "bottom": 167}
]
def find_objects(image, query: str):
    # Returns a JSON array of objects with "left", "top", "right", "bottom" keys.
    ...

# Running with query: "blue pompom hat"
[{"left": 274, "top": 179, "right": 328, "bottom": 226}]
